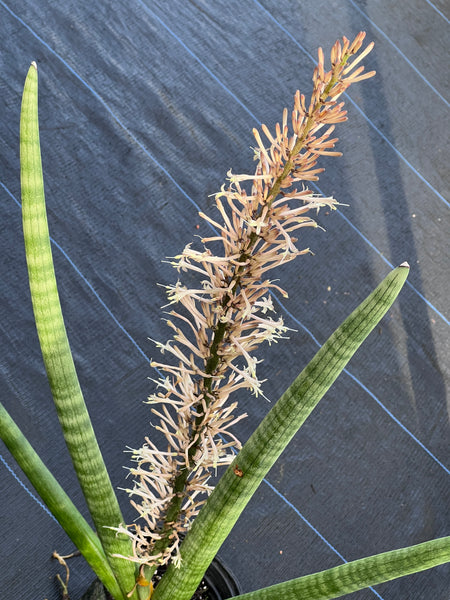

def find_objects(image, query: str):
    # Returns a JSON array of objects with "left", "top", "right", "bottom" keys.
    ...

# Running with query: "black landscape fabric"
[{"left": 0, "top": 1, "right": 449, "bottom": 599}]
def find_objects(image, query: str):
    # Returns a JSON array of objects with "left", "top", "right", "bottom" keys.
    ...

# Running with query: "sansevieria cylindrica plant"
[{"left": 0, "top": 32, "right": 449, "bottom": 600}]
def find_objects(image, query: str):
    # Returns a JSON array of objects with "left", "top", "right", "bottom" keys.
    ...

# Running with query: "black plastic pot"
[
  {"left": 202, "top": 555, "right": 241, "bottom": 599},
  {"left": 80, "top": 556, "right": 240, "bottom": 600}
]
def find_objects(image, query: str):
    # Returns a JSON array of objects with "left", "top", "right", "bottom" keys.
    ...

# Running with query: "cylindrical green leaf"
[
  {"left": 0, "top": 401, "right": 123, "bottom": 599},
  {"left": 233, "top": 536, "right": 450, "bottom": 600},
  {"left": 153, "top": 264, "right": 409, "bottom": 600},
  {"left": 20, "top": 62, "right": 137, "bottom": 599}
]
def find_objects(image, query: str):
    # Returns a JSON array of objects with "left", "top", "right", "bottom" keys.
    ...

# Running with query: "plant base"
[{"left": 80, "top": 557, "right": 240, "bottom": 600}]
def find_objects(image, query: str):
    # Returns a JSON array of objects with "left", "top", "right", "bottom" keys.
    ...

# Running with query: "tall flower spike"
[{"left": 117, "top": 32, "right": 375, "bottom": 568}]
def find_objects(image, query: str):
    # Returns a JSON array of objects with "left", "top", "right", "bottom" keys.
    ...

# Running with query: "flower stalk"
[{"left": 117, "top": 32, "right": 375, "bottom": 570}]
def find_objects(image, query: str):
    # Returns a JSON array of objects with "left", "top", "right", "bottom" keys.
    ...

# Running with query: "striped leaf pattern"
[
  {"left": 20, "top": 63, "right": 137, "bottom": 600},
  {"left": 234, "top": 536, "right": 450, "bottom": 600},
  {"left": 152, "top": 265, "right": 410, "bottom": 600},
  {"left": 0, "top": 402, "right": 123, "bottom": 598}
]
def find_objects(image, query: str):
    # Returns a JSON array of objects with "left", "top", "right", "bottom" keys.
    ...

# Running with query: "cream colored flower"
[{"left": 118, "top": 32, "right": 375, "bottom": 568}]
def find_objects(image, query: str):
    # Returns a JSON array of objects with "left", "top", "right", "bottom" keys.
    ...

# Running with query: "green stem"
[
  {"left": 152, "top": 265, "right": 410, "bottom": 600},
  {"left": 20, "top": 62, "right": 138, "bottom": 599},
  {"left": 233, "top": 536, "right": 450, "bottom": 600},
  {"left": 0, "top": 401, "right": 123, "bottom": 599}
]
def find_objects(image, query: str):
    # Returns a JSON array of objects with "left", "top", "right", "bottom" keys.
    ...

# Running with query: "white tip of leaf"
[
  {"left": 31, "top": 61, "right": 37, "bottom": 70},
  {"left": 399, "top": 261, "right": 410, "bottom": 268}
]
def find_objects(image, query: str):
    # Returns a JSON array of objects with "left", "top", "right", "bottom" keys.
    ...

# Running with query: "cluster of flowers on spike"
[{"left": 116, "top": 32, "right": 375, "bottom": 567}]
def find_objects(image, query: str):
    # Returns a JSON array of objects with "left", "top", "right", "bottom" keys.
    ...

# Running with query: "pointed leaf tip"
[
  {"left": 399, "top": 261, "right": 410, "bottom": 268},
  {"left": 31, "top": 61, "right": 37, "bottom": 70}
]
